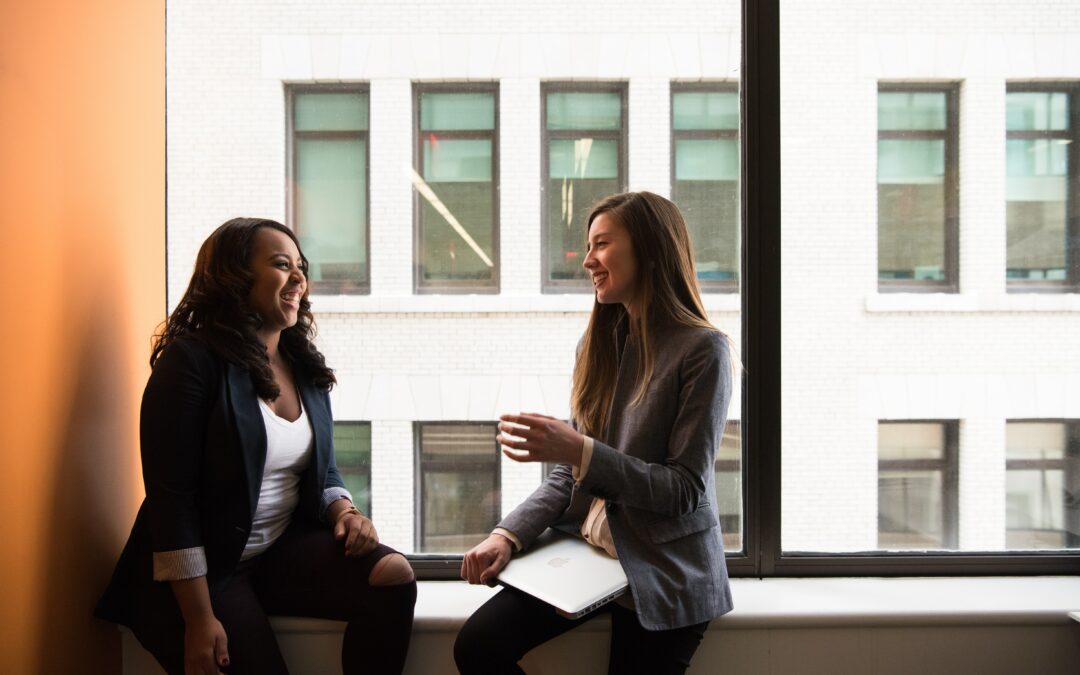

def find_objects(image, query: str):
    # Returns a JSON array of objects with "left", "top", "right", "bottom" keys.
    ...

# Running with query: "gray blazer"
[{"left": 498, "top": 317, "right": 733, "bottom": 630}]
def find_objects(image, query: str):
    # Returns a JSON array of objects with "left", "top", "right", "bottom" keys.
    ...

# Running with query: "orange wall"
[{"left": 0, "top": 1, "right": 165, "bottom": 673}]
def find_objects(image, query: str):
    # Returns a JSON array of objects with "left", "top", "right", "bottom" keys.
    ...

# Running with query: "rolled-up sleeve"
[
  {"left": 321, "top": 486, "right": 354, "bottom": 520},
  {"left": 153, "top": 546, "right": 208, "bottom": 581}
]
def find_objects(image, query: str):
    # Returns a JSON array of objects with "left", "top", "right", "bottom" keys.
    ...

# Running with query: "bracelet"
[{"left": 335, "top": 505, "right": 363, "bottom": 525}]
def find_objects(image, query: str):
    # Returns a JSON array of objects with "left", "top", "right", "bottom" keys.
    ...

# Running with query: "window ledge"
[
  {"left": 262, "top": 576, "right": 1080, "bottom": 634},
  {"left": 866, "top": 293, "right": 1080, "bottom": 313},
  {"left": 309, "top": 294, "right": 741, "bottom": 314}
]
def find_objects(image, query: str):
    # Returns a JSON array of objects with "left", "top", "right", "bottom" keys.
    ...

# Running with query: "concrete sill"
[
  {"left": 866, "top": 293, "right": 1080, "bottom": 313},
  {"left": 308, "top": 293, "right": 742, "bottom": 315}
]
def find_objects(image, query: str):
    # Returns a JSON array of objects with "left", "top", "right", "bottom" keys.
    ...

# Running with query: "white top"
[{"left": 241, "top": 396, "right": 314, "bottom": 560}]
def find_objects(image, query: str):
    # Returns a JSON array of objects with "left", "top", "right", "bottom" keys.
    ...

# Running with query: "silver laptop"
[{"left": 496, "top": 528, "right": 629, "bottom": 619}]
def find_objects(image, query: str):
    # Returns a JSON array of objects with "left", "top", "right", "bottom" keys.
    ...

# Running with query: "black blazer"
[{"left": 96, "top": 337, "right": 345, "bottom": 626}]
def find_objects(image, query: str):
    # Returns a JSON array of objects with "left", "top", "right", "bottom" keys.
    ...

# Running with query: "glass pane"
[
  {"left": 295, "top": 91, "right": 369, "bottom": 131},
  {"left": 878, "top": 92, "right": 947, "bottom": 131},
  {"left": 1006, "top": 138, "right": 1068, "bottom": 279},
  {"left": 334, "top": 422, "right": 371, "bottom": 516},
  {"left": 419, "top": 424, "right": 499, "bottom": 553},
  {"left": 878, "top": 470, "right": 944, "bottom": 549},
  {"left": 878, "top": 139, "right": 946, "bottom": 281},
  {"left": 674, "top": 138, "right": 739, "bottom": 181},
  {"left": 546, "top": 91, "right": 622, "bottom": 130},
  {"left": 673, "top": 91, "right": 739, "bottom": 130},
  {"left": 715, "top": 421, "right": 742, "bottom": 551},
  {"left": 420, "top": 138, "right": 494, "bottom": 283},
  {"left": 549, "top": 138, "right": 619, "bottom": 179},
  {"left": 879, "top": 423, "right": 945, "bottom": 461},
  {"left": 1005, "top": 422, "right": 1078, "bottom": 549},
  {"left": 295, "top": 137, "right": 367, "bottom": 286},
  {"left": 1006, "top": 92, "right": 1069, "bottom": 131},
  {"left": 420, "top": 92, "right": 495, "bottom": 131}
]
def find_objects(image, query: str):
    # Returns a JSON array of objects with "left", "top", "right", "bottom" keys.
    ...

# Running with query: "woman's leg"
[
  {"left": 254, "top": 522, "right": 417, "bottom": 675},
  {"left": 607, "top": 604, "right": 709, "bottom": 675},
  {"left": 454, "top": 587, "right": 605, "bottom": 675}
]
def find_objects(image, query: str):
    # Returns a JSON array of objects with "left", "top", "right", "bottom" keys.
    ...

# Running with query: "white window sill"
[
  {"left": 866, "top": 293, "right": 1080, "bottom": 313},
  {"left": 266, "top": 576, "right": 1080, "bottom": 634},
  {"left": 308, "top": 294, "right": 742, "bottom": 315}
]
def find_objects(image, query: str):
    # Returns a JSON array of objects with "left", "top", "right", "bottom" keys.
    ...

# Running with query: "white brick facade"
[{"left": 168, "top": 0, "right": 1079, "bottom": 554}]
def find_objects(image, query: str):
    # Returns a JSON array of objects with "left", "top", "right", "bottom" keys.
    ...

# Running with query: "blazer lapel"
[
  {"left": 298, "top": 376, "right": 331, "bottom": 519},
  {"left": 225, "top": 362, "right": 267, "bottom": 520}
]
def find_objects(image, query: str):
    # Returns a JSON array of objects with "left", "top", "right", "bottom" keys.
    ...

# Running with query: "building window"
[
  {"left": 416, "top": 422, "right": 500, "bottom": 553},
  {"left": 287, "top": 87, "right": 370, "bottom": 294},
  {"left": 333, "top": 422, "right": 372, "bottom": 516},
  {"left": 877, "top": 85, "right": 959, "bottom": 291},
  {"left": 1006, "top": 421, "right": 1080, "bottom": 549},
  {"left": 878, "top": 422, "right": 958, "bottom": 550},
  {"left": 714, "top": 420, "right": 742, "bottom": 551},
  {"left": 672, "top": 83, "right": 740, "bottom": 292},
  {"left": 413, "top": 84, "right": 499, "bottom": 293},
  {"left": 542, "top": 83, "right": 627, "bottom": 292},
  {"left": 1006, "top": 85, "right": 1080, "bottom": 290}
]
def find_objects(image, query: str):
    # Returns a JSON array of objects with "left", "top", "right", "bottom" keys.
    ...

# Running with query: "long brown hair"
[
  {"left": 570, "top": 192, "right": 722, "bottom": 438},
  {"left": 152, "top": 217, "right": 335, "bottom": 398}
]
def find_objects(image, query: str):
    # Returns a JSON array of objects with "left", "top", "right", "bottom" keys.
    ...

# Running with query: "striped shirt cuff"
[
  {"left": 572, "top": 435, "right": 595, "bottom": 485},
  {"left": 321, "top": 486, "right": 354, "bottom": 521},
  {"left": 492, "top": 527, "right": 523, "bottom": 552},
  {"left": 152, "top": 546, "right": 208, "bottom": 581}
]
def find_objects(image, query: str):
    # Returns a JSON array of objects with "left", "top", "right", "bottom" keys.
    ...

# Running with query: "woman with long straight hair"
[
  {"left": 96, "top": 218, "right": 416, "bottom": 675},
  {"left": 455, "top": 192, "right": 735, "bottom": 674}
]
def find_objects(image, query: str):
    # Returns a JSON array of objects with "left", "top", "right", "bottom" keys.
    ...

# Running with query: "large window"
[
  {"left": 1006, "top": 421, "right": 1080, "bottom": 549},
  {"left": 877, "top": 85, "right": 959, "bottom": 291},
  {"left": 414, "top": 85, "right": 499, "bottom": 293},
  {"left": 542, "top": 84, "right": 627, "bottom": 291},
  {"left": 288, "top": 87, "right": 370, "bottom": 293},
  {"left": 672, "top": 83, "right": 740, "bottom": 292},
  {"left": 334, "top": 422, "right": 372, "bottom": 516},
  {"left": 415, "top": 423, "right": 500, "bottom": 553},
  {"left": 1006, "top": 85, "right": 1079, "bottom": 290},
  {"left": 877, "top": 422, "right": 958, "bottom": 550}
]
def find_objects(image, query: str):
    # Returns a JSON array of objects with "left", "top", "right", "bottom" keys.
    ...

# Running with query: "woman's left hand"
[
  {"left": 334, "top": 510, "right": 379, "bottom": 557},
  {"left": 498, "top": 413, "right": 585, "bottom": 467}
]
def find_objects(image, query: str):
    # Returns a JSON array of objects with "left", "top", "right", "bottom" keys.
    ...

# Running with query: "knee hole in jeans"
[{"left": 368, "top": 553, "right": 415, "bottom": 586}]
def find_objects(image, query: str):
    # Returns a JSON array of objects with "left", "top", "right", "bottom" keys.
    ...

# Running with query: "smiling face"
[
  {"left": 246, "top": 226, "right": 307, "bottom": 337},
  {"left": 583, "top": 212, "right": 639, "bottom": 312}
]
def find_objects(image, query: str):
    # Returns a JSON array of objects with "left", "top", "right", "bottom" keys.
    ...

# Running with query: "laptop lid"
[{"left": 495, "top": 528, "right": 629, "bottom": 618}]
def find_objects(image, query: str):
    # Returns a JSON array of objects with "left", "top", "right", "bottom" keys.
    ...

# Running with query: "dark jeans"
[
  {"left": 454, "top": 588, "right": 709, "bottom": 675},
  {"left": 134, "top": 521, "right": 417, "bottom": 675}
]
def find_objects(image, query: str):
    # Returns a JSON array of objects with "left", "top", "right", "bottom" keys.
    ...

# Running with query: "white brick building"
[{"left": 166, "top": 0, "right": 1080, "bottom": 555}]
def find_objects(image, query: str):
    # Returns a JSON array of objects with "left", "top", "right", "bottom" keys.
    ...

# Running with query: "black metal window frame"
[
  {"left": 412, "top": 82, "right": 501, "bottom": 295},
  {"left": 876, "top": 82, "right": 961, "bottom": 294},
  {"left": 408, "top": 0, "right": 1080, "bottom": 579},
  {"left": 1005, "top": 82, "right": 1080, "bottom": 293},
  {"left": 285, "top": 84, "right": 371, "bottom": 295},
  {"left": 540, "top": 81, "right": 629, "bottom": 294},
  {"left": 876, "top": 421, "right": 960, "bottom": 551},
  {"left": 670, "top": 80, "right": 741, "bottom": 294},
  {"left": 1005, "top": 419, "right": 1080, "bottom": 548},
  {"left": 412, "top": 421, "right": 501, "bottom": 560}
]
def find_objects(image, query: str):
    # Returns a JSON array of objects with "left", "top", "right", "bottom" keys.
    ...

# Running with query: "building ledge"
[
  {"left": 866, "top": 293, "right": 1080, "bottom": 313},
  {"left": 308, "top": 293, "right": 742, "bottom": 315}
]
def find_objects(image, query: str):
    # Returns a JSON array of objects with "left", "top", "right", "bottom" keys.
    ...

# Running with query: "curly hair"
[{"left": 151, "top": 217, "right": 335, "bottom": 398}]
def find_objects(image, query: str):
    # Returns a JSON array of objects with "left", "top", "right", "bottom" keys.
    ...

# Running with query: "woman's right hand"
[
  {"left": 183, "top": 615, "right": 230, "bottom": 675},
  {"left": 461, "top": 533, "right": 513, "bottom": 586}
]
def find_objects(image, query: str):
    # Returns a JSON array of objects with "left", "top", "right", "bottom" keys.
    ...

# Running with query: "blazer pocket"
[{"left": 647, "top": 504, "right": 718, "bottom": 544}]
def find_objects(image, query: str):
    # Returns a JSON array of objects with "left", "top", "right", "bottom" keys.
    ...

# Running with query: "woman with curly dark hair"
[{"left": 96, "top": 218, "right": 416, "bottom": 675}]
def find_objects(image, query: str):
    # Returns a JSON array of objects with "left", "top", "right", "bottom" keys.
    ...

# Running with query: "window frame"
[
  {"left": 540, "top": 81, "right": 629, "bottom": 294},
  {"left": 285, "top": 83, "right": 372, "bottom": 295},
  {"left": 1004, "top": 82, "right": 1080, "bottom": 293},
  {"left": 670, "top": 80, "right": 741, "bottom": 294},
  {"left": 412, "top": 421, "right": 502, "bottom": 555},
  {"left": 412, "top": 82, "right": 501, "bottom": 295},
  {"left": 876, "top": 82, "right": 961, "bottom": 294}
]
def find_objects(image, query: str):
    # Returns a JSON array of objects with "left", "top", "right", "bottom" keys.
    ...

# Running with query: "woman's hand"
[
  {"left": 183, "top": 615, "right": 229, "bottom": 675},
  {"left": 498, "top": 413, "right": 585, "bottom": 466},
  {"left": 334, "top": 509, "right": 380, "bottom": 557},
  {"left": 461, "top": 533, "right": 513, "bottom": 586}
]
